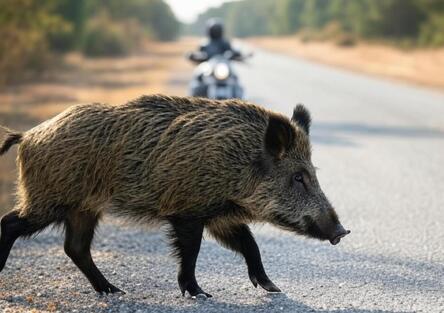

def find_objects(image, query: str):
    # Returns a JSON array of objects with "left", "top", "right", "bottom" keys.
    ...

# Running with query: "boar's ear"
[
  {"left": 265, "top": 114, "right": 295, "bottom": 159},
  {"left": 292, "top": 104, "right": 311, "bottom": 135}
]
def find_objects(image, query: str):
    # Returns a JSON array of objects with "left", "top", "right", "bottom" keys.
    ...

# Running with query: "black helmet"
[{"left": 206, "top": 18, "right": 224, "bottom": 40}]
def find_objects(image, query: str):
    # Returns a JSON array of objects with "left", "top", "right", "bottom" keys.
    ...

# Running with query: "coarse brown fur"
[
  {"left": 0, "top": 94, "right": 349, "bottom": 296},
  {"left": 0, "top": 126, "right": 22, "bottom": 156},
  {"left": 8, "top": 95, "right": 308, "bottom": 224}
]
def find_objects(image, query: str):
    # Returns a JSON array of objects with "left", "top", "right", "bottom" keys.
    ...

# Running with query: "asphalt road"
[{"left": 1, "top": 47, "right": 443, "bottom": 312}]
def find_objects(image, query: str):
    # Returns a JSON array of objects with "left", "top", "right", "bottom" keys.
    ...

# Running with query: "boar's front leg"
[
  {"left": 168, "top": 217, "right": 212, "bottom": 298},
  {"left": 207, "top": 223, "right": 281, "bottom": 292}
]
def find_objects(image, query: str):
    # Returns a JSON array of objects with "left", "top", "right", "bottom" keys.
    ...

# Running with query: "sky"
[{"left": 165, "top": 0, "right": 237, "bottom": 23}]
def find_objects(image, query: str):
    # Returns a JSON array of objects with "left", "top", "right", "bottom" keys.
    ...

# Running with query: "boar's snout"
[
  {"left": 329, "top": 224, "right": 351, "bottom": 245},
  {"left": 304, "top": 210, "right": 350, "bottom": 245}
]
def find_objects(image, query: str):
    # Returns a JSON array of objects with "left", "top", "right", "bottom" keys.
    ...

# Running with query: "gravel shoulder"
[{"left": 0, "top": 217, "right": 442, "bottom": 312}]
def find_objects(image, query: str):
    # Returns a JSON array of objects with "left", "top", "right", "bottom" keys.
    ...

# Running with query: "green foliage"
[
  {"left": 188, "top": 0, "right": 444, "bottom": 47},
  {"left": 80, "top": 0, "right": 179, "bottom": 56},
  {"left": 0, "top": 0, "right": 179, "bottom": 84},
  {"left": 419, "top": 14, "right": 444, "bottom": 47},
  {"left": 82, "top": 13, "right": 144, "bottom": 57},
  {"left": 49, "top": 0, "right": 87, "bottom": 51},
  {"left": 0, "top": 0, "right": 69, "bottom": 84},
  {"left": 225, "top": 0, "right": 277, "bottom": 37},
  {"left": 88, "top": 0, "right": 179, "bottom": 41},
  {"left": 272, "top": 0, "right": 305, "bottom": 34}
]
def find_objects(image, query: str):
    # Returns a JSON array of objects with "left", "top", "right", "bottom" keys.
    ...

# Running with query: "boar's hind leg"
[
  {"left": 0, "top": 210, "right": 53, "bottom": 272},
  {"left": 207, "top": 223, "right": 281, "bottom": 292},
  {"left": 168, "top": 217, "right": 212, "bottom": 298},
  {"left": 64, "top": 211, "right": 123, "bottom": 294}
]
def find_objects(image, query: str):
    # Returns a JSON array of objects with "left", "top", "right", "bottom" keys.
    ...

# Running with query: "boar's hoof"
[
  {"left": 96, "top": 283, "right": 125, "bottom": 295},
  {"left": 179, "top": 280, "right": 212, "bottom": 298},
  {"left": 188, "top": 290, "right": 212, "bottom": 299},
  {"left": 249, "top": 273, "right": 281, "bottom": 293},
  {"left": 191, "top": 293, "right": 210, "bottom": 300},
  {"left": 185, "top": 290, "right": 213, "bottom": 298}
]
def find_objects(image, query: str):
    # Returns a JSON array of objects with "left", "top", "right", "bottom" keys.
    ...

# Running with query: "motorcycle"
[{"left": 187, "top": 50, "right": 251, "bottom": 100}]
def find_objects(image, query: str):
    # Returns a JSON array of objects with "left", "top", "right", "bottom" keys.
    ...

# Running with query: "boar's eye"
[{"left": 292, "top": 172, "right": 304, "bottom": 184}]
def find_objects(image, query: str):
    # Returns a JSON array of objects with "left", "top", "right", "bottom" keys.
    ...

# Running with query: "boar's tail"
[{"left": 0, "top": 126, "right": 23, "bottom": 156}]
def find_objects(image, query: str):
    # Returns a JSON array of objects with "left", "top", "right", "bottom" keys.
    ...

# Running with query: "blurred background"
[
  {"left": 187, "top": 0, "right": 444, "bottom": 46},
  {"left": 0, "top": 0, "right": 444, "bottom": 239},
  {"left": 0, "top": 1, "right": 443, "bottom": 312},
  {"left": 2, "top": 0, "right": 443, "bottom": 207}
]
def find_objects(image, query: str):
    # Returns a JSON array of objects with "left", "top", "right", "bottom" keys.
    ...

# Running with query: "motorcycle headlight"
[
  {"left": 214, "top": 63, "right": 230, "bottom": 80},
  {"left": 198, "top": 62, "right": 212, "bottom": 76}
]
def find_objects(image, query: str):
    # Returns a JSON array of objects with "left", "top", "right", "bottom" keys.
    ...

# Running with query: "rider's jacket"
[{"left": 199, "top": 38, "right": 240, "bottom": 59}]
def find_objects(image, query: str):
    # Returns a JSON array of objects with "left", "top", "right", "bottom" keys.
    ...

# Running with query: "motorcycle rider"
[
  {"left": 197, "top": 18, "right": 241, "bottom": 60},
  {"left": 189, "top": 18, "right": 242, "bottom": 97}
]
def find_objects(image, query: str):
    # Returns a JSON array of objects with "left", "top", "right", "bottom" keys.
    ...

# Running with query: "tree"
[{"left": 188, "top": 0, "right": 444, "bottom": 46}]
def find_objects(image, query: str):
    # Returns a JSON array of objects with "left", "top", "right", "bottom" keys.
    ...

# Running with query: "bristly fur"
[
  {"left": 5, "top": 94, "right": 303, "bottom": 226},
  {"left": 0, "top": 94, "right": 346, "bottom": 296},
  {"left": 0, "top": 128, "right": 22, "bottom": 155},
  {"left": 291, "top": 104, "right": 311, "bottom": 135}
]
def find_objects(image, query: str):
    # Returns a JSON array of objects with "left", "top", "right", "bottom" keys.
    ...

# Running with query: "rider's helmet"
[{"left": 206, "top": 18, "right": 224, "bottom": 40}]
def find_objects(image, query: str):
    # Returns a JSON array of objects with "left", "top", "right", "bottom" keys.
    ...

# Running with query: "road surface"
[{"left": 1, "top": 46, "right": 443, "bottom": 312}]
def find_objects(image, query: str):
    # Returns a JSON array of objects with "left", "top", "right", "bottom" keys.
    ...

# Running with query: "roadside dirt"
[
  {"left": 0, "top": 39, "right": 195, "bottom": 210},
  {"left": 249, "top": 36, "right": 444, "bottom": 90}
]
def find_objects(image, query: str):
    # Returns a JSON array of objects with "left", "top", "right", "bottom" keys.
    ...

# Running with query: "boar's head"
[{"left": 242, "top": 105, "right": 350, "bottom": 245}]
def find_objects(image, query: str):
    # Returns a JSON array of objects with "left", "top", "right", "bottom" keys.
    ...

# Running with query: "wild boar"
[{"left": 0, "top": 95, "right": 349, "bottom": 297}]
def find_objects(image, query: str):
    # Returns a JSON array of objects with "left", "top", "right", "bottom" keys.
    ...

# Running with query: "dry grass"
[
  {"left": 249, "top": 36, "right": 444, "bottom": 90},
  {"left": 0, "top": 38, "right": 196, "bottom": 212}
]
